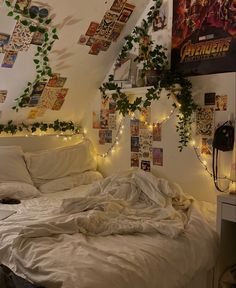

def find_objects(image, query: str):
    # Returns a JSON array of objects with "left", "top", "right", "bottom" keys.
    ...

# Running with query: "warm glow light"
[{"left": 203, "top": 160, "right": 207, "bottom": 166}]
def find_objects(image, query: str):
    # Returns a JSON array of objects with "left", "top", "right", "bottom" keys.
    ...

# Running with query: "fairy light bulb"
[{"left": 203, "top": 160, "right": 207, "bottom": 166}]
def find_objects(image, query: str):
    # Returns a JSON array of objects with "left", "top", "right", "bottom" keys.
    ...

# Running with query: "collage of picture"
[
  {"left": 93, "top": 97, "right": 117, "bottom": 145},
  {"left": 27, "top": 73, "right": 69, "bottom": 119},
  {"left": 78, "top": 0, "right": 135, "bottom": 55},
  {"left": 196, "top": 92, "right": 229, "bottom": 155},
  {"left": 0, "top": 0, "right": 70, "bottom": 118}
]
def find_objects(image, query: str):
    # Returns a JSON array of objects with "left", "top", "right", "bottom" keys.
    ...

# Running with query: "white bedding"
[{"left": 0, "top": 171, "right": 218, "bottom": 288}]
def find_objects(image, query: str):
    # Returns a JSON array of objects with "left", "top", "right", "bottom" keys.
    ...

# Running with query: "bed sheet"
[{"left": 0, "top": 183, "right": 218, "bottom": 288}]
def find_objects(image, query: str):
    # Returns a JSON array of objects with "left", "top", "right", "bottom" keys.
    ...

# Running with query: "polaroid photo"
[
  {"left": 131, "top": 152, "right": 139, "bottom": 167},
  {"left": 0, "top": 90, "right": 7, "bottom": 103},
  {"left": 153, "top": 148, "right": 163, "bottom": 166},
  {"left": 141, "top": 160, "right": 151, "bottom": 172},
  {"left": 1, "top": 51, "right": 18, "bottom": 68},
  {"left": 110, "top": 0, "right": 127, "bottom": 13},
  {"left": 196, "top": 107, "right": 215, "bottom": 137},
  {"left": 0, "top": 33, "right": 10, "bottom": 53}
]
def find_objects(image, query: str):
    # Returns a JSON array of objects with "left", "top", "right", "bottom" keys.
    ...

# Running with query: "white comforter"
[{"left": 0, "top": 170, "right": 218, "bottom": 288}]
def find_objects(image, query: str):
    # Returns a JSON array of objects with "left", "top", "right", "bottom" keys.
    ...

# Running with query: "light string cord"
[{"left": 192, "top": 144, "right": 236, "bottom": 183}]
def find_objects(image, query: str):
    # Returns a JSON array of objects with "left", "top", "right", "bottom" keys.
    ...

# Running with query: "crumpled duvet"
[{"left": 17, "top": 170, "right": 193, "bottom": 239}]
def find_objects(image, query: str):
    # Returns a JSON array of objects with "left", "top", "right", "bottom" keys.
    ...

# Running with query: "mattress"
[{"left": 0, "top": 183, "right": 218, "bottom": 288}]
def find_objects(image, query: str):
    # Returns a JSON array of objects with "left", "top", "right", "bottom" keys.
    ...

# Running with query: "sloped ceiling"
[{"left": 0, "top": 0, "right": 150, "bottom": 123}]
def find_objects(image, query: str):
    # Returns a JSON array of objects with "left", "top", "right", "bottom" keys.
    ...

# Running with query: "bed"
[{"left": 0, "top": 138, "right": 218, "bottom": 288}]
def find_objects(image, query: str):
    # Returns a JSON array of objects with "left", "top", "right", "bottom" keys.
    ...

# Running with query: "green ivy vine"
[
  {"left": 0, "top": 120, "right": 80, "bottom": 135},
  {"left": 100, "top": 0, "right": 197, "bottom": 151},
  {"left": 4, "top": 0, "right": 59, "bottom": 111}
]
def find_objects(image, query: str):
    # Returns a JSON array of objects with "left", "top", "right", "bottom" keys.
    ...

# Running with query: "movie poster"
[{"left": 172, "top": 0, "right": 236, "bottom": 76}]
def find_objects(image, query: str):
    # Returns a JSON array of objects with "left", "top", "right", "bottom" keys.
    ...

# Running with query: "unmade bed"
[{"left": 0, "top": 140, "right": 218, "bottom": 288}]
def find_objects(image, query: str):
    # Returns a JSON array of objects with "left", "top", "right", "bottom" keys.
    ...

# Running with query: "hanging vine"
[
  {"left": 100, "top": 0, "right": 197, "bottom": 151},
  {"left": 4, "top": 1, "right": 59, "bottom": 111}
]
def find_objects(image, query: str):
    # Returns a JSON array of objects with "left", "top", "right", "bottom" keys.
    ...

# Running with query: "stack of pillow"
[{"left": 0, "top": 140, "right": 103, "bottom": 200}]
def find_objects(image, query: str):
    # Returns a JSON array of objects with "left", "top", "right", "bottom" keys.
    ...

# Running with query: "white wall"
[{"left": 84, "top": 0, "right": 236, "bottom": 203}]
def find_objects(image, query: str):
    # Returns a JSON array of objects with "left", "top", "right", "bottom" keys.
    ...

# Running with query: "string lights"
[{"left": 190, "top": 141, "right": 235, "bottom": 184}]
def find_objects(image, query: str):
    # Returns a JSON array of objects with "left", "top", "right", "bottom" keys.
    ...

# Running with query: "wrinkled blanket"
[{"left": 16, "top": 170, "right": 193, "bottom": 239}]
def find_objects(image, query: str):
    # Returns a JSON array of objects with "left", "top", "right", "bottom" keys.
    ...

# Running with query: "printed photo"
[
  {"left": 100, "top": 109, "right": 109, "bottom": 129},
  {"left": 93, "top": 111, "right": 100, "bottom": 129},
  {"left": 110, "top": 0, "right": 127, "bottom": 13},
  {"left": 100, "top": 40, "right": 111, "bottom": 51},
  {"left": 51, "top": 98, "right": 65, "bottom": 111},
  {"left": 0, "top": 33, "right": 10, "bottom": 53},
  {"left": 95, "top": 11, "right": 119, "bottom": 39},
  {"left": 108, "top": 114, "right": 116, "bottom": 130},
  {"left": 152, "top": 5, "right": 167, "bottom": 31},
  {"left": 196, "top": 107, "right": 215, "bottom": 137},
  {"left": 118, "top": 3, "right": 135, "bottom": 23},
  {"left": 31, "top": 30, "right": 45, "bottom": 46},
  {"left": 99, "top": 129, "right": 106, "bottom": 145},
  {"left": 131, "top": 136, "right": 139, "bottom": 152},
  {"left": 0, "top": 90, "right": 7, "bottom": 103},
  {"left": 28, "top": 94, "right": 41, "bottom": 107},
  {"left": 47, "top": 73, "right": 60, "bottom": 87},
  {"left": 153, "top": 123, "right": 161, "bottom": 141},
  {"left": 131, "top": 152, "right": 139, "bottom": 167},
  {"left": 105, "top": 130, "right": 112, "bottom": 143},
  {"left": 141, "top": 160, "right": 151, "bottom": 172},
  {"left": 5, "top": 20, "right": 34, "bottom": 52},
  {"left": 140, "top": 106, "right": 151, "bottom": 124},
  {"left": 130, "top": 119, "right": 139, "bottom": 136},
  {"left": 39, "top": 87, "right": 59, "bottom": 109},
  {"left": 1, "top": 51, "right": 18, "bottom": 68},
  {"left": 204, "top": 92, "right": 216, "bottom": 106},
  {"left": 31, "top": 82, "right": 47, "bottom": 96},
  {"left": 85, "top": 22, "right": 100, "bottom": 37},
  {"left": 108, "top": 22, "right": 125, "bottom": 41},
  {"left": 153, "top": 148, "right": 163, "bottom": 166},
  {"left": 86, "top": 37, "right": 96, "bottom": 47},
  {"left": 215, "top": 95, "right": 228, "bottom": 111},
  {"left": 201, "top": 138, "right": 212, "bottom": 155},
  {"left": 89, "top": 41, "right": 102, "bottom": 55},
  {"left": 109, "top": 98, "right": 117, "bottom": 113}
]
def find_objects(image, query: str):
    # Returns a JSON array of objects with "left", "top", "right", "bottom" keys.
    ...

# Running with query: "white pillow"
[
  {"left": 24, "top": 140, "right": 97, "bottom": 187},
  {"left": 39, "top": 171, "right": 103, "bottom": 193},
  {"left": 0, "top": 182, "right": 41, "bottom": 200},
  {"left": 0, "top": 146, "right": 33, "bottom": 185}
]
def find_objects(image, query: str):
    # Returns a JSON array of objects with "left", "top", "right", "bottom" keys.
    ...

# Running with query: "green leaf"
[
  {"left": 21, "top": 19, "right": 29, "bottom": 26},
  {"left": 52, "top": 34, "right": 59, "bottom": 40},
  {"left": 33, "top": 59, "right": 40, "bottom": 64},
  {"left": 7, "top": 11, "right": 14, "bottom": 16}
]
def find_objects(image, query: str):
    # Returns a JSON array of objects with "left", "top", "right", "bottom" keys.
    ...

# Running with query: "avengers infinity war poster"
[{"left": 171, "top": 0, "right": 236, "bottom": 76}]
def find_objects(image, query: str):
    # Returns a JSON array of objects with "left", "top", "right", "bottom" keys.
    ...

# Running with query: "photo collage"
[{"left": 78, "top": 0, "right": 135, "bottom": 55}]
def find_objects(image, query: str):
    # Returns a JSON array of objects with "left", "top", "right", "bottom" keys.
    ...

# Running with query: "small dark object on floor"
[
  {"left": 0, "top": 264, "right": 45, "bottom": 288},
  {"left": 0, "top": 198, "right": 21, "bottom": 204}
]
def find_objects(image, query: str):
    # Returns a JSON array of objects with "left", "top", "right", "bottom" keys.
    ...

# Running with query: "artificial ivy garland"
[
  {"left": 4, "top": 0, "right": 59, "bottom": 111},
  {"left": 100, "top": 0, "right": 197, "bottom": 151},
  {"left": 0, "top": 120, "right": 80, "bottom": 135}
]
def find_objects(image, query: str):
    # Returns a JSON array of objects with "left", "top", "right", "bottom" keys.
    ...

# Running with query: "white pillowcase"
[
  {"left": 0, "top": 146, "right": 33, "bottom": 185},
  {"left": 0, "top": 182, "right": 41, "bottom": 200},
  {"left": 39, "top": 171, "right": 103, "bottom": 193},
  {"left": 24, "top": 140, "right": 97, "bottom": 187}
]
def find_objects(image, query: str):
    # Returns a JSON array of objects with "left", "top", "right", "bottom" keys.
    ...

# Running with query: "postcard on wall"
[
  {"left": 118, "top": 3, "right": 135, "bottom": 23},
  {"left": 140, "top": 106, "right": 151, "bottom": 124},
  {"left": 201, "top": 138, "right": 212, "bottom": 155},
  {"left": 101, "top": 97, "right": 109, "bottom": 109},
  {"left": 153, "top": 123, "right": 162, "bottom": 141},
  {"left": 100, "top": 109, "right": 109, "bottom": 129},
  {"left": 14, "top": 0, "right": 31, "bottom": 14},
  {"left": 153, "top": 148, "right": 163, "bottom": 166},
  {"left": 108, "top": 22, "right": 125, "bottom": 42},
  {"left": 31, "top": 30, "right": 45, "bottom": 46},
  {"left": 152, "top": 3, "right": 167, "bottom": 31},
  {"left": 108, "top": 114, "right": 116, "bottom": 130},
  {"left": 109, "top": 98, "right": 116, "bottom": 113},
  {"left": 0, "top": 90, "right": 7, "bottom": 103},
  {"left": 100, "top": 39, "right": 111, "bottom": 51},
  {"left": 89, "top": 41, "right": 102, "bottom": 55},
  {"left": 204, "top": 92, "right": 216, "bottom": 106},
  {"left": 78, "top": 35, "right": 89, "bottom": 45},
  {"left": 131, "top": 152, "right": 139, "bottom": 167},
  {"left": 131, "top": 136, "right": 139, "bottom": 152},
  {"left": 130, "top": 119, "right": 139, "bottom": 136},
  {"left": 110, "top": 0, "right": 127, "bottom": 13},
  {"left": 140, "top": 129, "right": 152, "bottom": 159},
  {"left": 27, "top": 108, "right": 39, "bottom": 119},
  {"left": 39, "top": 87, "right": 59, "bottom": 109},
  {"left": 0, "top": 33, "right": 10, "bottom": 53},
  {"left": 47, "top": 74, "right": 60, "bottom": 87},
  {"left": 215, "top": 95, "right": 228, "bottom": 111},
  {"left": 31, "top": 82, "right": 47, "bottom": 96},
  {"left": 52, "top": 98, "right": 65, "bottom": 111},
  {"left": 141, "top": 160, "right": 151, "bottom": 172},
  {"left": 196, "top": 107, "right": 215, "bottom": 137},
  {"left": 1, "top": 51, "right": 18, "bottom": 68},
  {"left": 86, "top": 37, "right": 96, "bottom": 47},
  {"left": 85, "top": 22, "right": 100, "bottom": 37},
  {"left": 93, "top": 111, "right": 100, "bottom": 129},
  {"left": 28, "top": 94, "right": 41, "bottom": 107},
  {"left": 5, "top": 20, "right": 34, "bottom": 52},
  {"left": 95, "top": 11, "right": 119, "bottom": 39},
  {"left": 99, "top": 129, "right": 106, "bottom": 145},
  {"left": 105, "top": 130, "right": 112, "bottom": 143}
]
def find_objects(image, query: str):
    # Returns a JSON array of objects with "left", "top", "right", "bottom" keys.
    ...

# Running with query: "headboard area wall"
[{"left": 0, "top": 135, "right": 84, "bottom": 152}]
